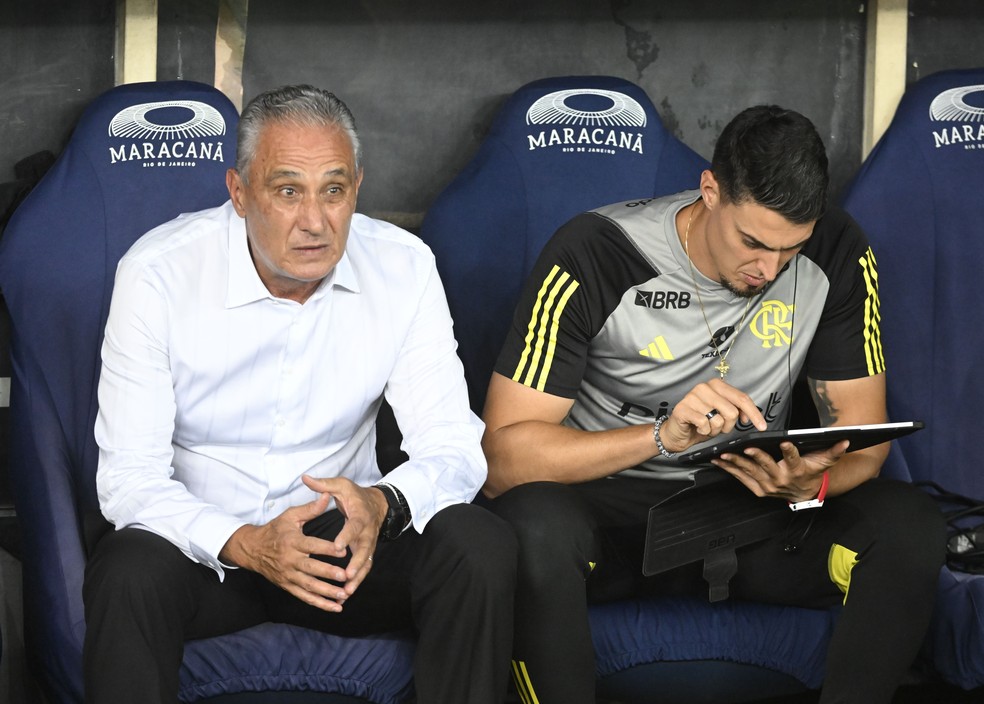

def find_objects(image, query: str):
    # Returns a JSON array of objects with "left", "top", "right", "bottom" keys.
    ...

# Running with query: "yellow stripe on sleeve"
[
  {"left": 522, "top": 271, "right": 573, "bottom": 387},
  {"left": 536, "top": 278, "right": 580, "bottom": 391},
  {"left": 513, "top": 266, "right": 562, "bottom": 383},
  {"left": 511, "top": 265, "right": 580, "bottom": 391},
  {"left": 859, "top": 248, "right": 885, "bottom": 375}
]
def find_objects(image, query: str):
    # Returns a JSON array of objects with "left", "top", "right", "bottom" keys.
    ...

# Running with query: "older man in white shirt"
[{"left": 83, "top": 84, "right": 516, "bottom": 704}]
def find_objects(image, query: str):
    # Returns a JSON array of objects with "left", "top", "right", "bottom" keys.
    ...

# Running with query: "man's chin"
[{"left": 722, "top": 279, "right": 765, "bottom": 299}]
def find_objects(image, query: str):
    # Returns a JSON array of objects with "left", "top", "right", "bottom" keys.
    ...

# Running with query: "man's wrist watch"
[{"left": 376, "top": 481, "right": 412, "bottom": 541}]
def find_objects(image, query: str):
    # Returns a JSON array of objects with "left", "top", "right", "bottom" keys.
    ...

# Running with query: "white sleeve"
[
  {"left": 380, "top": 257, "right": 487, "bottom": 532},
  {"left": 94, "top": 257, "right": 244, "bottom": 578}
]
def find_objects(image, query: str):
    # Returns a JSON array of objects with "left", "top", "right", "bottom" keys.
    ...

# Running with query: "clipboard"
[{"left": 643, "top": 469, "right": 790, "bottom": 601}]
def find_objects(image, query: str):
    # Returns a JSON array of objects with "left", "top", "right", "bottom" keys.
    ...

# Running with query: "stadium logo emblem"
[
  {"left": 929, "top": 85, "right": 984, "bottom": 122},
  {"left": 109, "top": 100, "right": 226, "bottom": 139},
  {"left": 107, "top": 100, "right": 227, "bottom": 165},
  {"left": 525, "top": 89, "right": 646, "bottom": 155},
  {"left": 527, "top": 89, "right": 647, "bottom": 128},
  {"left": 928, "top": 85, "right": 984, "bottom": 150}
]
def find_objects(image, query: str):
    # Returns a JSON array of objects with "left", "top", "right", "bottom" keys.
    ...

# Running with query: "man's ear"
[
  {"left": 699, "top": 170, "right": 720, "bottom": 210},
  {"left": 353, "top": 167, "right": 364, "bottom": 204},
  {"left": 226, "top": 168, "right": 247, "bottom": 217}
]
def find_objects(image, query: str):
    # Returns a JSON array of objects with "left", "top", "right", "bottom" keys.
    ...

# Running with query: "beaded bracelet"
[{"left": 653, "top": 414, "right": 675, "bottom": 458}]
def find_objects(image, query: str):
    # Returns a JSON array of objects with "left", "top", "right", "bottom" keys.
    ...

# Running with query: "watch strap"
[
  {"left": 376, "top": 481, "right": 412, "bottom": 539},
  {"left": 788, "top": 471, "right": 830, "bottom": 512}
]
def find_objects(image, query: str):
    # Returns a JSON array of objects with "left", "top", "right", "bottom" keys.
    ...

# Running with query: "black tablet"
[{"left": 677, "top": 420, "right": 924, "bottom": 466}]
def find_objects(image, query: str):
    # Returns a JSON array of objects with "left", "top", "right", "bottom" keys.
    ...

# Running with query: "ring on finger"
[{"left": 705, "top": 409, "right": 719, "bottom": 420}]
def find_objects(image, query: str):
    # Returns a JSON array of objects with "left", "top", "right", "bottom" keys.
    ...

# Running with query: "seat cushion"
[
  {"left": 589, "top": 596, "right": 839, "bottom": 689},
  {"left": 921, "top": 568, "right": 984, "bottom": 690},
  {"left": 179, "top": 624, "right": 415, "bottom": 704}
]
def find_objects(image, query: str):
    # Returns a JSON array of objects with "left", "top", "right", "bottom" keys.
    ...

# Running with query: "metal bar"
[
  {"left": 863, "top": 0, "right": 909, "bottom": 157},
  {"left": 115, "top": 0, "right": 159, "bottom": 85}
]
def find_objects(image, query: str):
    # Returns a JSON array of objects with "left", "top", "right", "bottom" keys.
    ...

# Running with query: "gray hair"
[{"left": 235, "top": 84, "right": 362, "bottom": 182}]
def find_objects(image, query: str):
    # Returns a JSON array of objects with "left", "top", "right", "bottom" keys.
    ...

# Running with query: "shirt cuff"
[{"left": 187, "top": 514, "right": 248, "bottom": 581}]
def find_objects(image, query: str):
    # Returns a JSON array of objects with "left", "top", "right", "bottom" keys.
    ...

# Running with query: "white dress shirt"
[{"left": 95, "top": 200, "right": 487, "bottom": 577}]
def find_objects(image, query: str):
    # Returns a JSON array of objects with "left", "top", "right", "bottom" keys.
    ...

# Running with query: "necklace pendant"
[{"left": 715, "top": 359, "right": 730, "bottom": 377}]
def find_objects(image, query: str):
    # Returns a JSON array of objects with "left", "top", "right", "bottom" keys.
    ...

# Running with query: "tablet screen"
[{"left": 677, "top": 421, "right": 924, "bottom": 466}]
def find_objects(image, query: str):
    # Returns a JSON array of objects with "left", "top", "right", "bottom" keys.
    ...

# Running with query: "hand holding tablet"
[{"left": 677, "top": 421, "right": 924, "bottom": 466}]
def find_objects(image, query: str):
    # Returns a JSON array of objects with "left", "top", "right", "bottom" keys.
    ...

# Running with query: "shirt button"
[{"left": 276, "top": 417, "right": 286, "bottom": 427}]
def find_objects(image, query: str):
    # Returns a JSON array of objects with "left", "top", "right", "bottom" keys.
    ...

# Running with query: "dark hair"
[
  {"left": 236, "top": 84, "right": 361, "bottom": 183},
  {"left": 711, "top": 105, "right": 828, "bottom": 224}
]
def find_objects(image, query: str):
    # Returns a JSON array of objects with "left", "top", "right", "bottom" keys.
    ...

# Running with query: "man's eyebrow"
[{"left": 740, "top": 229, "right": 812, "bottom": 252}]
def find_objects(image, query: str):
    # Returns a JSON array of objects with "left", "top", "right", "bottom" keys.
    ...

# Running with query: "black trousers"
[
  {"left": 83, "top": 503, "right": 517, "bottom": 704},
  {"left": 490, "top": 476, "right": 946, "bottom": 704}
]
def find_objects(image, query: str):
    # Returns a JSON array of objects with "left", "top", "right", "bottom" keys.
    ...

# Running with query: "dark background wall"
[
  {"left": 240, "top": 0, "right": 867, "bottom": 215},
  {"left": 156, "top": 0, "right": 220, "bottom": 85},
  {"left": 0, "top": 0, "right": 116, "bottom": 186},
  {"left": 908, "top": 0, "right": 984, "bottom": 83},
  {"left": 3, "top": 0, "right": 984, "bottom": 213}
]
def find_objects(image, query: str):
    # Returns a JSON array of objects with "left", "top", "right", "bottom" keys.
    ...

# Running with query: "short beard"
[{"left": 720, "top": 277, "right": 764, "bottom": 299}]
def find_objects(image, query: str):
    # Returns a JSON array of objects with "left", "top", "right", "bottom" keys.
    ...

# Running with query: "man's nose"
[
  {"left": 759, "top": 250, "right": 784, "bottom": 281},
  {"left": 296, "top": 195, "right": 324, "bottom": 233}
]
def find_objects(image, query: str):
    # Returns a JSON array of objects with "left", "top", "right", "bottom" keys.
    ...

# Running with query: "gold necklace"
[{"left": 683, "top": 200, "right": 752, "bottom": 378}]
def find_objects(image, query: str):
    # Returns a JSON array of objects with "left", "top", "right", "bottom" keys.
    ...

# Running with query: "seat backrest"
[
  {"left": 420, "top": 75, "right": 708, "bottom": 410},
  {"left": 841, "top": 68, "right": 984, "bottom": 499},
  {"left": 0, "top": 80, "right": 238, "bottom": 702}
]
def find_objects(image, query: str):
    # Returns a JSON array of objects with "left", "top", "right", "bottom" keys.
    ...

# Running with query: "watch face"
[{"left": 381, "top": 509, "right": 399, "bottom": 541}]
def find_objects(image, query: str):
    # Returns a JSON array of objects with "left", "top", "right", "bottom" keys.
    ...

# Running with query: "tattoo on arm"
[{"left": 809, "top": 379, "right": 839, "bottom": 426}]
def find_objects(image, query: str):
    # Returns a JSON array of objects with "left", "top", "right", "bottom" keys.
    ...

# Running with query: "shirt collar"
[{"left": 225, "top": 206, "right": 361, "bottom": 308}]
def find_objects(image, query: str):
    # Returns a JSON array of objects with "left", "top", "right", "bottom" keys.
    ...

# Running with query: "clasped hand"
[
  {"left": 220, "top": 475, "right": 387, "bottom": 613},
  {"left": 659, "top": 378, "right": 845, "bottom": 502}
]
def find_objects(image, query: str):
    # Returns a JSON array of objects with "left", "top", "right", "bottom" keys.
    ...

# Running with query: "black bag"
[{"left": 917, "top": 481, "right": 984, "bottom": 574}]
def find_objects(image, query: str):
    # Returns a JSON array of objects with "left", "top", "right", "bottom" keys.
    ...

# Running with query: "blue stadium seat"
[
  {"left": 420, "top": 74, "right": 837, "bottom": 702},
  {"left": 842, "top": 67, "right": 984, "bottom": 691},
  {"left": 0, "top": 80, "right": 414, "bottom": 704}
]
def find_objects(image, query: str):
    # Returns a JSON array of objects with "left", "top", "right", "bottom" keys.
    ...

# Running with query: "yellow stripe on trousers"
[
  {"left": 511, "top": 660, "right": 541, "bottom": 704},
  {"left": 828, "top": 543, "right": 860, "bottom": 604}
]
